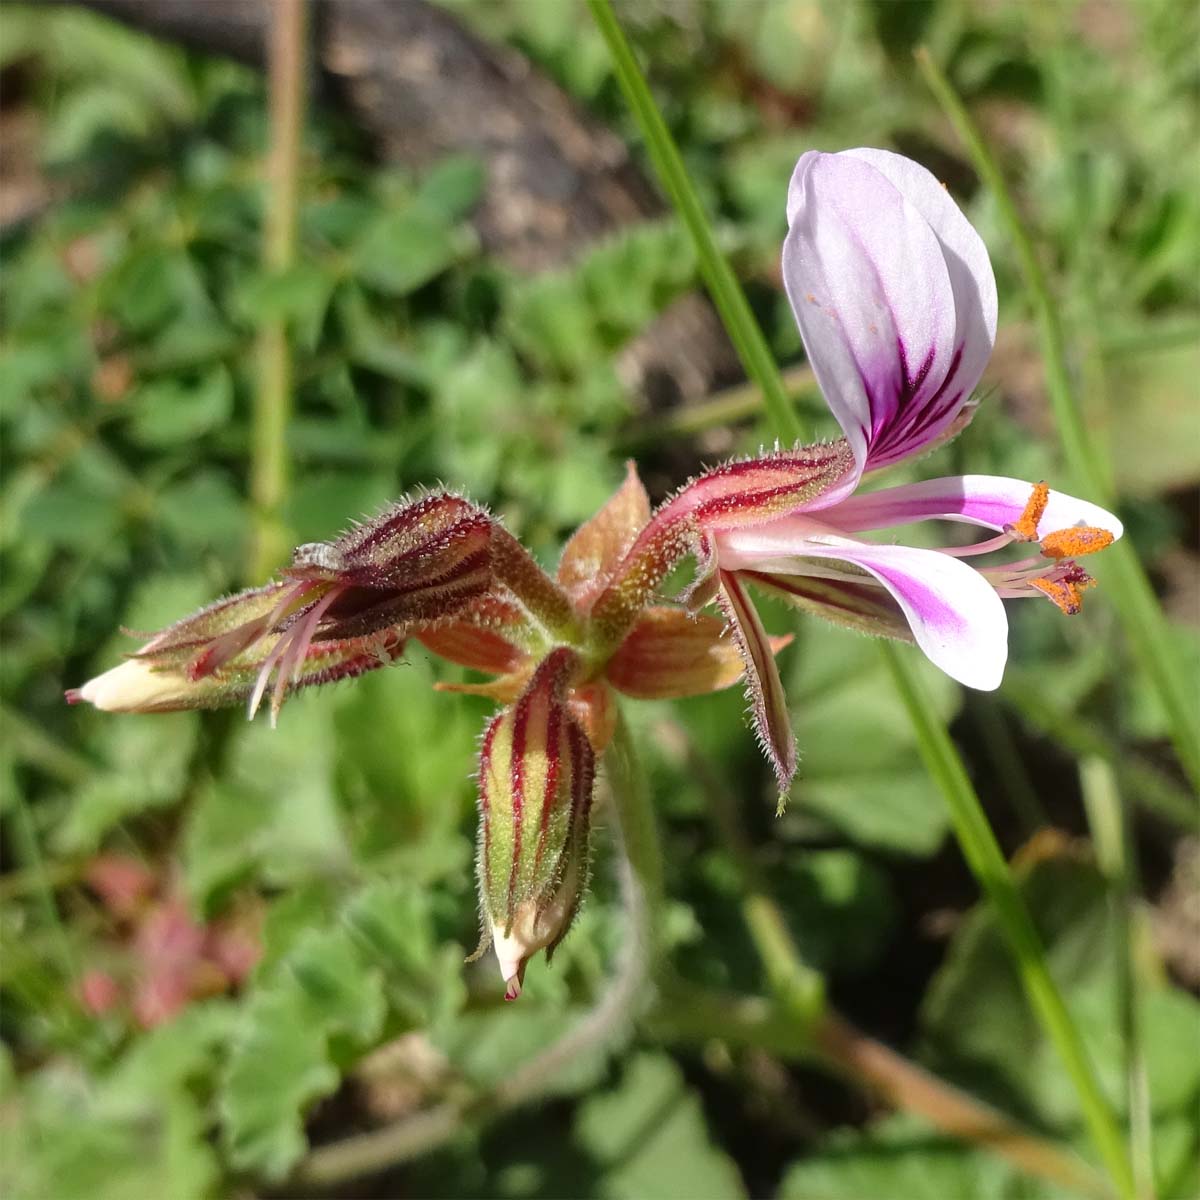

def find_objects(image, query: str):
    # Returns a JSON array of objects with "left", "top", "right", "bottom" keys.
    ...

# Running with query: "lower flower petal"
[
  {"left": 742, "top": 571, "right": 914, "bottom": 644},
  {"left": 819, "top": 475, "right": 1124, "bottom": 540},
  {"left": 722, "top": 534, "right": 1007, "bottom": 690}
]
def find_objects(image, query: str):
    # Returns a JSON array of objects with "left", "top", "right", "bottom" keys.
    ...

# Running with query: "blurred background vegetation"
[{"left": 0, "top": 1, "right": 1197, "bottom": 1197}]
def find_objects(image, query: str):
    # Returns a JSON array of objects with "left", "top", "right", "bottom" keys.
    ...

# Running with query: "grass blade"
[
  {"left": 915, "top": 47, "right": 1200, "bottom": 794},
  {"left": 586, "top": 0, "right": 802, "bottom": 446}
]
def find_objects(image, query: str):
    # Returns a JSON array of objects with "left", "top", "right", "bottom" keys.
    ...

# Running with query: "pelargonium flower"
[
  {"left": 584, "top": 149, "right": 1122, "bottom": 790},
  {"left": 69, "top": 147, "right": 1123, "bottom": 993}
]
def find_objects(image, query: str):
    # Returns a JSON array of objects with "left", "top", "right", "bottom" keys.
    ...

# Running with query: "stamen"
[
  {"left": 1029, "top": 564, "right": 1095, "bottom": 616},
  {"left": 1004, "top": 481, "right": 1049, "bottom": 542},
  {"left": 1040, "top": 526, "right": 1114, "bottom": 559},
  {"left": 937, "top": 531, "right": 1015, "bottom": 559}
]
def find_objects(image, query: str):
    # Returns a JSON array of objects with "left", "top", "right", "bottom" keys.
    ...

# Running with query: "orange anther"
[
  {"left": 1030, "top": 573, "right": 1095, "bottom": 616},
  {"left": 1040, "top": 526, "right": 1114, "bottom": 560},
  {"left": 1006, "top": 482, "right": 1049, "bottom": 542}
]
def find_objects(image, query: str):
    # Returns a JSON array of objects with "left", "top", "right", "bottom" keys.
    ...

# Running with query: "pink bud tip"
[{"left": 64, "top": 689, "right": 83, "bottom": 705}]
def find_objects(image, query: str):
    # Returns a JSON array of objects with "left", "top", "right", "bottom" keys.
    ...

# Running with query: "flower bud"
[
  {"left": 67, "top": 490, "right": 496, "bottom": 722},
  {"left": 473, "top": 648, "right": 596, "bottom": 1000}
]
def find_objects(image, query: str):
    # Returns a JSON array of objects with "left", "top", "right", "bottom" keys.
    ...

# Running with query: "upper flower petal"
[
  {"left": 784, "top": 150, "right": 996, "bottom": 481},
  {"left": 720, "top": 531, "right": 1008, "bottom": 691},
  {"left": 821, "top": 475, "right": 1124, "bottom": 540}
]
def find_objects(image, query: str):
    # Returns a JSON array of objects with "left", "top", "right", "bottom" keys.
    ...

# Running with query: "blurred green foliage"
[{"left": 1, "top": 2, "right": 1197, "bottom": 1198}]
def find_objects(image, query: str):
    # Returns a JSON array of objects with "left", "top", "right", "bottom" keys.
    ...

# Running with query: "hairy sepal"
[
  {"left": 717, "top": 571, "right": 797, "bottom": 797},
  {"left": 70, "top": 630, "right": 405, "bottom": 713}
]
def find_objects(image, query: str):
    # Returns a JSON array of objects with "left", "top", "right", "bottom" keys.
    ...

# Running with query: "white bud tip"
[{"left": 67, "top": 659, "right": 183, "bottom": 713}]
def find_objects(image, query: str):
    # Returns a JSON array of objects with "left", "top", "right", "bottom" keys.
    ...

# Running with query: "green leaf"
[
  {"left": 332, "top": 651, "right": 477, "bottom": 870},
  {"left": 128, "top": 366, "right": 234, "bottom": 448},
  {"left": 157, "top": 470, "right": 246, "bottom": 557},
  {"left": 779, "top": 1113, "right": 1057, "bottom": 1200},
  {"left": 58, "top": 713, "right": 199, "bottom": 853},
  {"left": 414, "top": 154, "right": 486, "bottom": 222},
  {"left": 785, "top": 622, "right": 960, "bottom": 855},
  {"left": 219, "top": 878, "right": 460, "bottom": 1180},
  {"left": 234, "top": 262, "right": 334, "bottom": 351},
  {"left": 920, "top": 847, "right": 1200, "bottom": 1193},
  {"left": 8, "top": 1004, "right": 231, "bottom": 1200},
  {"left": 574, "top": 1053, "right": 746, "bottom": 1200},
  {"left": 351, "top": 207, "right": 467, "bottom": 296},
  {"left": 436, "top": 1004, "right": 605, "bottom": 1098},
  {"left": 1104, "top": 340, "right": 1200, "bottom": 495},
  {"left": 285, "top": 470, "right": 397, "bottom": 546},
  {"left": 219, "top": 987, "right": 340, "bottom": 1180},
  {"left": 777, "top": 849, "right": 897, "bottom": 974},
  {"left": 182, "top": 695, "right": 351, "bottom": 907}
]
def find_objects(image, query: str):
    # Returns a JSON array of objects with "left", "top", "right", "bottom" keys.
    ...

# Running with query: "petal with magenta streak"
[
  {"left": 784, "top": 152, "right": 958, "bottom": 488},
  {"left": 841, "top": 149, "right": 997, "bottom": 469},
  {"left": 719, "top": 531, "right": 1008, "bottom": 691},
  {"left": 820, "top": 475, "right": 1124, "bottom": 541}
]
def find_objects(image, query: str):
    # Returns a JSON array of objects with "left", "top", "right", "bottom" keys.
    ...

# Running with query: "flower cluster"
[{"left": 70, "top": 149, "right": 1121, "bottom": 996}]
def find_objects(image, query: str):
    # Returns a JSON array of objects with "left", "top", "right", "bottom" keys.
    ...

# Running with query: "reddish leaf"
[
  {"left": 557, "top": 461, "right": 652, "bottom": 607},
  {"left": 606, "top": 606, "right": 791, "bottom": 700}
]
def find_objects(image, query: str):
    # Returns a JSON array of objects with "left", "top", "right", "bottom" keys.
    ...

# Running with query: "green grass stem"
[
  {"left": 249, "top": 0, "right": 306, "bottom": 581},
  {"left": 883, "top": 644, "right": 1135, "bottom": 1197},
  {"left": 586, "top": 0, "right": 803, "bottom": 446},
  {"left": 915, "top": 48, "right": 1200, "bottom": 795}
]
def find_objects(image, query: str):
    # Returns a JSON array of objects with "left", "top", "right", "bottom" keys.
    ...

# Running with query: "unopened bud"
[
  {"left": 67, "top": 658, "right": 207, "bottom": 713},
  {"left": 286, "top": 490, "right": 495, "bottom": 639},
  {"left": 473, "top": 648, "right": 596, "bottom": 999},
  {"left": 67, "top": 490, "right": 495, "bottom": 720}
]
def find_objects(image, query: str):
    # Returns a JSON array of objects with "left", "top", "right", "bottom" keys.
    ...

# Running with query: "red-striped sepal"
[
  {"left": 66, "top": 629, "right": 406, "bottom": 713},
  {"left": 716, "top": 570, "right": 797, "bottom": 799},
  {"left": 473, "top": 647, "right": 596, "bottom": 1000}
]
